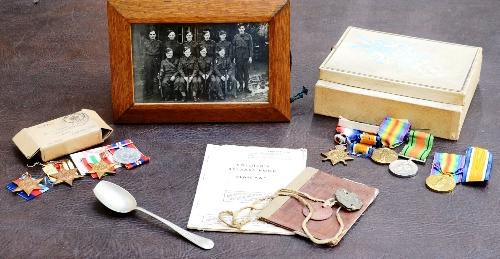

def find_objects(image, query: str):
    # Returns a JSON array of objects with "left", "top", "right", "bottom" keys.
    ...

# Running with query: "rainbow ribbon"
[
  {"left": 377, "top": 117, "right": 411, "bottom": 148},
  {"left": 462, "top": 147, "right": 493, "bottom": 182},
  {"left": 399, "top": 130, "right": 434, "bottom": 163},
  {"left": 431, "top": 152, "right": 466, "bottom": 183}
]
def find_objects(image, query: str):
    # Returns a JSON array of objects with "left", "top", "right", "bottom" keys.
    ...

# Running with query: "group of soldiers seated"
[{"left": 144, "top": 26, "right": 254, "bottom": 102}]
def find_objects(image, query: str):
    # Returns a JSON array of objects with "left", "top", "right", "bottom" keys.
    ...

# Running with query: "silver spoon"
[{"left": 93, "top": 180, "right": 214, "bottom": 250}]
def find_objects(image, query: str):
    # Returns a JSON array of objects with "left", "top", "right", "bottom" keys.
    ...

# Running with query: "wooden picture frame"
[{"left": 107, "top": 0, "right": 290, "bottom": 123}]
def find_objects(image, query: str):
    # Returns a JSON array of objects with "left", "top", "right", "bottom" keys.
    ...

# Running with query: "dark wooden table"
[{"left": 1, "top": 0, "right": 499, "bottom": 258}]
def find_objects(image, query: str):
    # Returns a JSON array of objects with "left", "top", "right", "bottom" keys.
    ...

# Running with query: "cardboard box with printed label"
[
  {"left": 314, "top": 27, "right": 482, "bottom": 140},
  {"left": 13, "top": 109, "right": 113, "bottom": 161}
]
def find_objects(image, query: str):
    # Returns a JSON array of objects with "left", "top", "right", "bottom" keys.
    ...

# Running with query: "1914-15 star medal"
[
  {"left": 12, "top": 172, "right": 44, "bottom": 196},
  {"left": 87, "top": 160, "right": 118, "bottom": 179},
  {"left": 321, "top": 145, "right": 353, "bottom": 166},
  {"left": 52, "top": 168, "right": 83, "bottom": 186}
]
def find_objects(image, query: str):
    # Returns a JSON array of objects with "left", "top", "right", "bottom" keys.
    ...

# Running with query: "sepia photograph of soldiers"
[{"left": 132, "top": 23, "right": 269, "bottom": 103}]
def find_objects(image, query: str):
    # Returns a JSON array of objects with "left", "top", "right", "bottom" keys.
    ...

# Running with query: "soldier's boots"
[{"left": 244, "top": 82, "right": 252, "bottom": 93}]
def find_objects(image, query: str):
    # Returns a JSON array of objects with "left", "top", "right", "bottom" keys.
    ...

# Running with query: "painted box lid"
[{"left": 319, "top": 27, "right": 482, "bottom": 106}]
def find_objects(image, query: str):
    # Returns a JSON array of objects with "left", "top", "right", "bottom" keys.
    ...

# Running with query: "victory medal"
[{"left": 426, "top": 174, "right": 456, "bottom": 193}]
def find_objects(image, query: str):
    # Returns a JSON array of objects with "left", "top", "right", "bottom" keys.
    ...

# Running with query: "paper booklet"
[
  {"left": 187, "top": 144, "right": 308, "bottom": 235},
  {"left": 258, "top": 167, "right": 379, "bottom": 246}
]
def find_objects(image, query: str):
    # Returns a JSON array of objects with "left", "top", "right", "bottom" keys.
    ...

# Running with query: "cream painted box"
[{"left": 314, "top": 27, "right": 482, "bottom": 140}]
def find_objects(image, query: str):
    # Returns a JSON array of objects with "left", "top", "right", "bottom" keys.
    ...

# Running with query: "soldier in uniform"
[
  {"left": 216, "top": 30, "right": 232, "bottom": 61},
  {"left": 158, "top": 48, "right": 179, "bottom": 101},
  {"left": 213, "top": 46, "right": 237, "bottom": 99},
  {"left": 198, "top": 30, "right": 216, "bottom": 59},
  {"left": 143, "top": 30, "right": 163, "bottom": 97},
  {"left": 232, "top": 23, "right": 253, "bottom": 93},
  {"left": 193, "top": 46, "right": 216, "bottom": 101},
  {"left": 176, "top": 46, "right": 198, "bottom": 102},
  {"left": 182, "top": 31, "right": 199, "bottom": 58},
  {"left": 163, "top": 30, "right": 181, "bottom": 59}
]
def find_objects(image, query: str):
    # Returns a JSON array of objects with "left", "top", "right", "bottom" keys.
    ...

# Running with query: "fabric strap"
[
  {"left": 431, "top": 152, "right": 465, "bottom": 183},
  {"left": 377, "top": 117, "right": 411, "bottom": 148},
  {"left": 399, "top": 130, "right": 434, "bottom": 162},
  {"left": 462, "top": 147, "right": 493, "bottom": 182}
]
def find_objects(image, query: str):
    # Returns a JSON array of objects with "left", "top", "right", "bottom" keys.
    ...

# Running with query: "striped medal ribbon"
[
  {"left": 462, "top": 147, "right": 493, "bottom": 182},
  {"left": 377, "top": 117, "right": 411, "bottom": 148},
  {"left": 431, "top": 152, "right": 466, "bottom": 183},
  {"left": 399, "top": 130, "right": 434, "bottom": 163}
]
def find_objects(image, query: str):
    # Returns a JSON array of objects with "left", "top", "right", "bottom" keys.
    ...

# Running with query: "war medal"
[
  {"left": 389, "top": 159, "right": 418, "bottom": 178},
  {"left": 321, "top": 145, "right": 353, "bottom": 166},
  {"left": 113, "top": 148, "right": 142, "bottom": 164},
  {"left": 371, "top": 147, "right": 398, "bottom": 164}
]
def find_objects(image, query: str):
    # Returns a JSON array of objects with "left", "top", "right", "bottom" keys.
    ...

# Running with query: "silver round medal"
[
  {"left": 113, "top": 148, "right": 142, "bottom": 164},
  {"left": 335, "top": 189, "right": 363, "bottom": 211},
  {"left": 389, "top": 159, "right": 418, "bottom": 178}
]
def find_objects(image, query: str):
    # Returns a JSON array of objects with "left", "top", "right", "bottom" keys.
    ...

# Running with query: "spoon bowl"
[{"left": 93, "top": 180, "right": 214, "bottom": 250}]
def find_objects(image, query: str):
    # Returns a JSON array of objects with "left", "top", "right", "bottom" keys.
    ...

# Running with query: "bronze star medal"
[
  {"left": 321, "top": 145, "right": 353, "bottom": 166},
  {"left": 52, "top": 168, "right": 83, "bottom": 186},
  {"left": 12, "top": 172, "right": 44, "bottom": 196},
  {"left": 87, "top": 160, "right": 118, "bottom": 179}
]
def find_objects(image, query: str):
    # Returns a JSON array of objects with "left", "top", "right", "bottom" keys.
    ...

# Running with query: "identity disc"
[
  {"left": 335, "top": 189, "right": 363, "bottom": 211},
  {"left": 302, "top": 201, "right": 334, "bottom": 221}
]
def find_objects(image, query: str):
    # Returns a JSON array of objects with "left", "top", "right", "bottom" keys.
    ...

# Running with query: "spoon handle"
[{"left": 135, "top": 207, "right": 214, "bottom": 250}]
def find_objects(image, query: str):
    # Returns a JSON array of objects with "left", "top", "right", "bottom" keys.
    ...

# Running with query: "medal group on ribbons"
[
  {"left": 6, "top": 139, "right": 149, "bottom": 200},
  {"left": 322, "top": 116, "right": 493, "bottom": 193}
]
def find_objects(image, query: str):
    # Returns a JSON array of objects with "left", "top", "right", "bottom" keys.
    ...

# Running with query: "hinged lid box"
[{"left": 314, "top": 27, "right": 482, "bottom": 140}]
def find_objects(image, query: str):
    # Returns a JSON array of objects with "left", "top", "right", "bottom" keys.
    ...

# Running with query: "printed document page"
[{"left": 187, "top": 144, "right": 307, "bottom": 234}]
